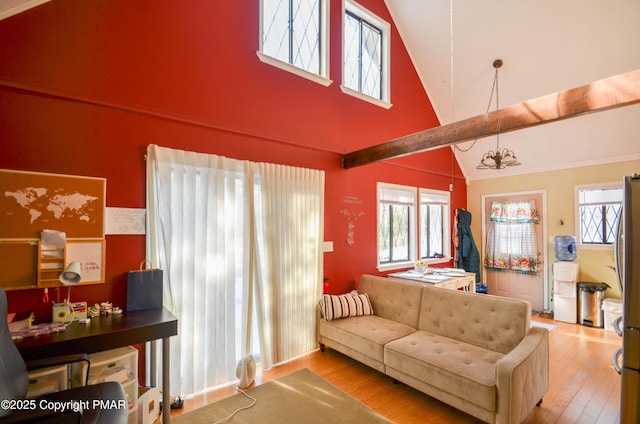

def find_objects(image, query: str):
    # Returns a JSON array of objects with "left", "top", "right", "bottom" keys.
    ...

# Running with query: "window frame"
[
  {"left": 574, "top": 182, "right": 623, "bottom": 250},
  {"left": 341, "top": 0, "right": 391, "bottom": 109},
  {"left": 377, "top": 183, "right": 416, "bottom": 270},
  {"left": 377, "top": 183, "right": 451, "bottom": 272},
  {"left": 257, "top": 0, "right": 332, "bottom": 87},
  {"left": 418, "top": 188, "right": 451, "bottom": 261}
]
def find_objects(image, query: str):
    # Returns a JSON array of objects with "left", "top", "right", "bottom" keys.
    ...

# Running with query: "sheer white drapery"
[{"left": 146, "top": 145, "right": 324, "bottom": 395}]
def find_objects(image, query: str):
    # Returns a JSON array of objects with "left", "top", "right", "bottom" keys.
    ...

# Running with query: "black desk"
[{"left": 15, "top": 308, "right": 178, "bottom": 424}]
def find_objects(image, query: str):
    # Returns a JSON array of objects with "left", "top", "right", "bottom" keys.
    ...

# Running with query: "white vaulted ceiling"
[{"left": 385, "top": 0, "right": 640, "bottom": 181}]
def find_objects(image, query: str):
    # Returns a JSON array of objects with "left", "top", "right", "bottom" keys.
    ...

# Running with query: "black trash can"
[{"left": 577, "top": 282, "right": 608, "bottom": 328}]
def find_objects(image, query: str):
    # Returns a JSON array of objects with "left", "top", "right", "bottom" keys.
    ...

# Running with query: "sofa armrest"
[{"left": 495, "top": 327, "right": 549, "bottom": 424}]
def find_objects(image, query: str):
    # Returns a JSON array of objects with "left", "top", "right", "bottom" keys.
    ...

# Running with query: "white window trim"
[
  {"left": 341, "top": 0, "right": 391, "bottom": 108},
  {"left": 257, "top": 0, "right": 332, "bottom": 87},
  {"left": 340, "top": 85, "right": 392, "bottom": 109},
  {"left": 418, "top": 188, "right": 452, "bottom": 264},
  {"left": 376, "top": 183, "right": 451, "bottom": 272},
  {"left": 574, "top": 181, "right": 622, "bottom": 251},
  {"left": 376, "top": 182, "right": 416, "bottom": 272}
]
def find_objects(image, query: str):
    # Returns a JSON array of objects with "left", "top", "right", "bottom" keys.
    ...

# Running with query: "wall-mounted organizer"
[
  {"left": 37, "top": 242, "right": 65, "bottom": 287},
  {"left": 35, "top": 239, "right": 106, "bottom": 288}
]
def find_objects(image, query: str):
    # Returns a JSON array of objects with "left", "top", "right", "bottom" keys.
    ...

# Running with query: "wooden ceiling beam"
[{"left": 342, "top": 69, "right": 640, "bottom": 169}]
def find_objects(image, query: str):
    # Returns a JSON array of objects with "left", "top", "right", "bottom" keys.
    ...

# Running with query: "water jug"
[{"left": 555, "top": 236, "right": 577, "bottom": 261}]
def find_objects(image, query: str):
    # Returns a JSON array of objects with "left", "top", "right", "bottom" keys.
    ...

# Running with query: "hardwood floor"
[{"left": 169, "top": 315, "right": 622, "bottom": 423}]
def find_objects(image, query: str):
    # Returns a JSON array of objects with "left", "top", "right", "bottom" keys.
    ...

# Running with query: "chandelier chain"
[
  {"left": 455, "top": 64, "right": 500, "bottom": 153},
  {"left": 476, "top": 59, "right": 521, "bottom": 170},
  {"left": 494, "top": 66, "right": 500, "bottom": 150}
]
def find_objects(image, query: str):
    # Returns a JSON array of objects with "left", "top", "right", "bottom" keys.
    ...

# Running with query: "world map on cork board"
[{"left": 0, "top": 169, "right": 105, "bottom": 239}]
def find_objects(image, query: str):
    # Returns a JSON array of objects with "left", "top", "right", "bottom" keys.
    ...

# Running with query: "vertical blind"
[{"left": 146, "top": 145, "right": 324, "bottom": 396}]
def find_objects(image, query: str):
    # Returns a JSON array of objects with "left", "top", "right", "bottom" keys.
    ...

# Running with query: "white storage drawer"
[
  {"left": 71, "top": 346, "right": 139, "bottom": 424},
  {"left": 87, "top": 346, "right": 137, "bottom": 385},
  {"left": 27, "top": 365, "right": 68, "bottom": 398}
]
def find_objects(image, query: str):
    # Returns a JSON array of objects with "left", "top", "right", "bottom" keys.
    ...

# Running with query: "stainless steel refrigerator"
[{"left": 620, "top": 173, "right": 640, "bottom": 423}]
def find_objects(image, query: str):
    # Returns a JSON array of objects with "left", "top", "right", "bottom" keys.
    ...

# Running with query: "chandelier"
[{"left": 476, "top": 59, "right": 521, "bottom": 170}]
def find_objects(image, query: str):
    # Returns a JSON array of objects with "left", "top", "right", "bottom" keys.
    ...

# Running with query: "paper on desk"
[
  {"left": 393, "top": 272, "right": 451, "bottom": 282},
  {"left": 434, "top": 268, "right": 467, "bottom": 277},
  {"left": 421, "top": 274, "right": 451, "bottom": 282}
]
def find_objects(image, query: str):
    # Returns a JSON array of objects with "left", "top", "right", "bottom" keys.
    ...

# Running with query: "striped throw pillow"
[{"left": 319, "top": 290, "right": 373, "bottom": 321}]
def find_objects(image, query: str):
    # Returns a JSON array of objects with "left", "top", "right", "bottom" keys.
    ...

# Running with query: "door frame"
[{"left": 481, "top": 190, "right": 549, "bottom": 311}]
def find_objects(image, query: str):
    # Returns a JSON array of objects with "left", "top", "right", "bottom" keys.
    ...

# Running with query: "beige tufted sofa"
[{"left": 317, "top": 274, "right": 549, "bottom": 424}]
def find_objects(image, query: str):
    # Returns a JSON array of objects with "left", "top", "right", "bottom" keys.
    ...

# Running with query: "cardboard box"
[{"left": 138, "top": 386, "right": 160, "bottom": 424}]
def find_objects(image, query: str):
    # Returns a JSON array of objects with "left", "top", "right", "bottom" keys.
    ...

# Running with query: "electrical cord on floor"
[{"left": 213, "top": 385, "right": 257, "bottom": 424}]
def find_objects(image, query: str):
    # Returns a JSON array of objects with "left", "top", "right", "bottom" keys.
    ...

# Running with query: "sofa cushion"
[
  {"left": 384, "top": 330, "right": 504, "bottom": 411},
  {"left": 358, "top": 275, "right": 424, "bottom": 328},
  {"left": 318, "top": 290, "right": 373, "bottom": 321},
  {"left": 319, "top": 315, "right": 416, "bottom": 364},
  {"left": 418, "top": 286, "right": 531, "bottom": 354}
]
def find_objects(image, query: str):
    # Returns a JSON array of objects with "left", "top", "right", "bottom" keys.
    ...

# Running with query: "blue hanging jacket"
[{"left": 456, "top": 209, "right": 481, "bottom": 282}]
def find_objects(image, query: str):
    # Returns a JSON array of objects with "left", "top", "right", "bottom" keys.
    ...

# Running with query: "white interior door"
[{"left": 482, "top": 192, "right": 546, "bottom": 312}]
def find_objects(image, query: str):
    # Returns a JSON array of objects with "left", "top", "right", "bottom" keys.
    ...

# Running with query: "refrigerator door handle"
[
  {"left": 613, "top": 348, "right": 623, "bottom": 375},
  {"left": 615, "top": 210, "right": 624, "bottom": 295},
  {"left": 614, "top": 315, "right": 624, "bottom": 337}
]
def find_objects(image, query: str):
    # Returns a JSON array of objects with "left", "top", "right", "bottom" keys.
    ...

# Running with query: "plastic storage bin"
[
  {"left": 71, "top": 346, "right": 138, "bottom": 424},
  {"left": 554, "top": 236, "right": 577, "bottom": 261},
  {"left": 577, "top": 282, "right": 607, "bottom": 327},
  {"left": 602, "top": 298, "right": 623, "bottom": 332},
  {"left": 27, "top": 365, "right": 68, "bottom": 398}
]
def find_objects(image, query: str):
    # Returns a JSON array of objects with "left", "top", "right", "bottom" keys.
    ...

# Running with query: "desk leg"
[
  {"left": 163, "top": 336, "right": 171, "bottom": 424},
  {"left": 150, "top": 340, "right": 157, "bottom": 387}
]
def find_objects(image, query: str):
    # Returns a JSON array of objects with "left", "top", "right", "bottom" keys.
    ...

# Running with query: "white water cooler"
[{"left": 553, "top": 262, "right": 579, "bottom": 323}]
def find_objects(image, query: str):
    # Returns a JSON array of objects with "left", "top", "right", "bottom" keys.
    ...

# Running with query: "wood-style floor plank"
[{"left": 168, "top": 315, "right": 622, "bottom": 423}]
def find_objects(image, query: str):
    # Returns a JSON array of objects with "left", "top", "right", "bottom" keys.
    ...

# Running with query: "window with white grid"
[
  {"left": 575, "top": 184, "right": 623, "bottom": 247},
  {"left": 419, "top": 189, "right": 450, "bottom": 260},
  {"left": 377, "top": 183, "right": 451, "bottom": 271},
  {"left": 342, "top": 1, "right": 390, "bottom": 108},
  {"left": 258, "top": 0, "right": 331, "bottom": 86}
]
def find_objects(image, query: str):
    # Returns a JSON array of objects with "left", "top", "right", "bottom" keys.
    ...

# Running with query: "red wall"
[{"left": 0, "top": 0, "right": 466, "bottom": 320}]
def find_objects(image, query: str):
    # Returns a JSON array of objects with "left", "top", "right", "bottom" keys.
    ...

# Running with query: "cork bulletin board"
[{"left": 0, "top": 169, "right": 106, "bottom": 290}]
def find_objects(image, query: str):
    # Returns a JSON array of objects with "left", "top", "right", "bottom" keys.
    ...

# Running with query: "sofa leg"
[
  {"left": 536, "top": 397, "right": 543, "bottom": 407},
  {"left": 319, "top": 342, "right": 325, "bottom": 352}
]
